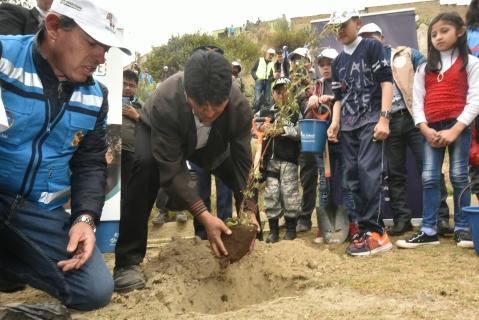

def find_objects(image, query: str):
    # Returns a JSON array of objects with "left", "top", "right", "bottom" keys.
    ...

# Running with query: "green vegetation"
[{"left": 139, "top": 17, "right": 319, "bottom": 88}]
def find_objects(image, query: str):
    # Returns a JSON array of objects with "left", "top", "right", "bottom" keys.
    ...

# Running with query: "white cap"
[
  {"left": 289, "top": 47, "right": 309, "bottom": 60},
  {"left": 232, "top": 61, "right": 241, "bottom": 67},
  {"left": 317, "top": 48, "right": 338, "bottom": 60},
  {"left": 50, "top": 0, "right": 131, "bottom": 55},
  {"left": 358, "top": 23, "right": 383, "bottom": 36},
  {"left": 272, "top": 77, "right": 290, "bottom": 89},
  {"left": 266, "top": 48, "right": 276, "bottom": 54},
  {"left": 328, "top": 8, "right": 360, "bottom": 25}
]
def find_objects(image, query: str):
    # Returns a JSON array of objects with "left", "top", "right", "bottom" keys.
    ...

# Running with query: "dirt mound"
[{"left": 121, "top": 238, "right": 340, "bottom": 315}]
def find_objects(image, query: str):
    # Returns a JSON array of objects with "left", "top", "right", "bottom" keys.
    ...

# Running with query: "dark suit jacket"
[
  {"left": 141, "top": 72, "right": 253, "bottom": 212},
  {"left": 0, "top": 3, "right": 42, "bottom": 35}
]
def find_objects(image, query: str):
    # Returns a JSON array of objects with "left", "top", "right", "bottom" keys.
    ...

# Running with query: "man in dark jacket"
[
  {"left": 114, "top": 48, "right": 258, "bottom": 293},
  {"left": 0, "top": 0, "right": 52, "bottom": 35},
  {"left": 0, "top": 0, "right": 131, "bottom": 310}
]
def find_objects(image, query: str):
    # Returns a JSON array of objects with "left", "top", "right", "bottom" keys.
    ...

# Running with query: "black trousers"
[
  {"left": 386, "top": 112, "right": 449, "bottom": 223},
  {"left": 298, "top": 152, "right": 318, "bottom": 224},
  {"left": 115, "top": 123, "right": 159, "bottom": 268}
]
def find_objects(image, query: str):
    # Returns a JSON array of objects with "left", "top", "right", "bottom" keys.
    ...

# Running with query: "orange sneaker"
[{"left": 346, "top": 231, "right": 393, "bottom": 256}]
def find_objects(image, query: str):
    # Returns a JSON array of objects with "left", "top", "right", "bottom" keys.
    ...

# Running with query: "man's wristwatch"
[
  {"left": 73, "top": 214, "right": 96, "bottom": 233},
  {"left": 380, "top": 111, "right": 392, "bottom": 119}
]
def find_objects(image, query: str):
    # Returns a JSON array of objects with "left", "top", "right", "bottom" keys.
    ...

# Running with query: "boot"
[
  {"left": 284, "top": 217, "right": 297, "bottom": 240},
  {"left": 266, "top": 218, "right": 279, "bottom": 243}
]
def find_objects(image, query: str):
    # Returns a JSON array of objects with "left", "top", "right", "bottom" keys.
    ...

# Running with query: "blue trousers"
[
  {"left": 341, "top": 123, "right": 385, "bottom": 234},
  {"left": 421, "top": 120, "right": 471, "bottom": 232},
  {"left": 0, "top": 193, "right": 113, "bottom": 310},
  {"left": 189, "top": 163, "right": 232, "bottom": 239},
  {"left": 254, "top": 79, "right": 271, "bottom": 112}
]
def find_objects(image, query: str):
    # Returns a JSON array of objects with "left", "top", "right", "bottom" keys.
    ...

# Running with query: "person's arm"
[
  {"left": 411, "top": 48, "right": 426, "bottom": 71},
  {"left": 412, "top": 64, "right": 439, "bottom": 146},
  {"left": 58, "top": 84, "right": 108, "bottom": 272},
  {"left": 250, "top": 59, "right": 259, "bottom": 80},
  {"left": 438, "top": 55, "right": 479, "bottom": 145},
  {"left": 69, "top": 85, "right": 108, "bottom": 223},
  {"left": 327, "top": 59, "right": 342, "bottom": 143},
  {"left": 370, "top": 40, "right": 393, "bottom": 141}
]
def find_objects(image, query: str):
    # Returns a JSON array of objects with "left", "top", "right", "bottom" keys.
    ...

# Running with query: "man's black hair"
[
  {"left": 123, "top": 69, "right": 139, "bottom": 84},
  {"left": 184, "top": 50, "right": 232, "bottom": 106},
  {"left": 191, "top": 45, "right": 224, "bottom": 55}
]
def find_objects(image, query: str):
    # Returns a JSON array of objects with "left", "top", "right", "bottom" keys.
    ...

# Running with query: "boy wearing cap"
[
  {"left": 326, "top": 9, "right": 394, "bottom": 256},
  {"left": 0, "top": 0, "right": 131, "bottom": 310},
  {"left": 251, "top": 48, "right": 276, "bottom": 112},
  {"left": 358, "top": 23, "right": 453, "bottom": 236},
  {"left": 255, "top": 78, "right": 301, "bottom": 242},
  {"left": 307, "top": 48, "right": 358, "bottom": 243}
]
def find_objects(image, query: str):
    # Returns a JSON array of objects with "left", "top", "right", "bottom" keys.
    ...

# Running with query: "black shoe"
[
  {"left": 284, "top": 218, "right": 297, "bottom": 240},
  {"left": 266, "top": 218, "right": 279, "bottom": 243},
  {"left": 395, "top": 231, "right": 440, "bottom": 249},
  {"left": 437, "top": 219, "right": 454, "bottom": 236},
  {"left": 388, "top": 221, "right": 413, "bottom": 236},
  {"left": 0, "top": 278, "right": 26, "bottom": 293},
  {"left": 113, "top": 265, "right": 146, "bottom": 293},
  {"left": 454, "top": 230, "right": 474, "bottom": 248}
]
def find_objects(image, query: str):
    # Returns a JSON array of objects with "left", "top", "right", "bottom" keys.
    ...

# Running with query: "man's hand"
[
  {"left": 57, "top": 220, "right": 96, "bottom": 272},
  {"left": 373, "top": 117, "right": 390, "bottom": 141},
  {"left": 197, "top": 212, "right": 231, "bottom": 257},
  {"left": 327, "top": 121, "right": 340, "bottom": 143},
  {"left": 122, "top": 105, "right": 140, "bottom": 122}
]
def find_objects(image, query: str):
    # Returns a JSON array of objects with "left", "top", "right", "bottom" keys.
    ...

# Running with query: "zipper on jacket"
[
  {"left": 24, "top": 101, "right": 67, "bottom": 198},
  {"left": 19, "top": 98, "right": 50, "bottom": 196}
]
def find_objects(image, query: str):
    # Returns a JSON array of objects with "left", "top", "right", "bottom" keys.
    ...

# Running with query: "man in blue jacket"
[{"left": 0, "top": 0, "right": 130, "bottom": 311}]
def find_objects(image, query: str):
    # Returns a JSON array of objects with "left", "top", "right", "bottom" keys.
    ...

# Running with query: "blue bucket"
[
  {"left": 96, "top": 221, "right": 119, "bottom": 253},
  {"left": 299, "top": 119, "right": 328, "bottom": 153},
  {"left": 463, "top": 206, "right": 479, "bottom": 255}
]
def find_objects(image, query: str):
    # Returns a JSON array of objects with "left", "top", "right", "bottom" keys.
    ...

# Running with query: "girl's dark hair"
[
  {"left": 426, "top": 12, "right": 469, "bottom": 73},
  {"left": 466, "top": 0, "right": 479, "bottom": 28},
  {"left": 184, "top": 50, "right": 232, "bottom": 106}
]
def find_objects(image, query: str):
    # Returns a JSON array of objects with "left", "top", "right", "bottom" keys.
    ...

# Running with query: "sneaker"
[
  {"left": 176, "top": 211, "right": 188, "bottom": 223},
  {"left": 346, "top": 232, "right": 393, "bottom": 256},
  {"left": 113, "top": 265, "right": 146, "bottom": 293},
  {"left": 454, "top": 230, "right": 474, "bottom": 248},
  {"left": 395, "top": 231, "right": 440, "bottom": 249},
  {"left": 347, "top": 222, "right": 360, "bottom": 241},
  {"left": 314, "top": 229, "right": 324, "bottom": 244}
]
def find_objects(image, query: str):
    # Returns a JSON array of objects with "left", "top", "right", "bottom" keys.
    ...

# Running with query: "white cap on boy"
[
  {"left": 328, "top": 8, "right": 360, "bottom": 25},
  {"left": 358, "top": 23, "right": 383, "bottom": 36}
]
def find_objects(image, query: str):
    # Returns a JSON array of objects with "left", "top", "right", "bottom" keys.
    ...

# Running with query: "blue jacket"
[
  {"left": 468, "top": 28, "right": 479, "bottom": 58},
  {"left": 0, "top": 35, "right": 108, "bottom": 221}
]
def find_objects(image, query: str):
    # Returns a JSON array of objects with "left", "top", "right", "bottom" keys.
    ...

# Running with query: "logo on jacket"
[{"left": 71, "top": 130, "right": 84, "bottom": 146}]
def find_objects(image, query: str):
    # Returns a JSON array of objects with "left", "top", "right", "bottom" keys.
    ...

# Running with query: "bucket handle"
[
  {"left": 458, "top": 181, "right": 477, "bottom": 212},
  {"left": 310, "top": 104, "right": 331, "bottom": 121}
]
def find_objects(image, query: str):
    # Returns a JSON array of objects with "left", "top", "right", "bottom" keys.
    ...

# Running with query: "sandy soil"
[{"left": 2, "top": 232, "right": 479, "bottom": 320}]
